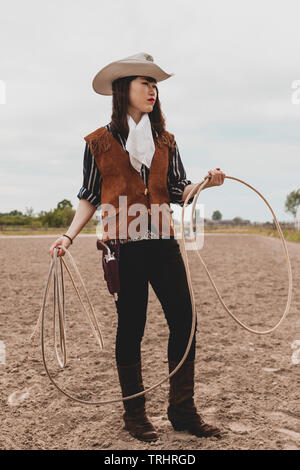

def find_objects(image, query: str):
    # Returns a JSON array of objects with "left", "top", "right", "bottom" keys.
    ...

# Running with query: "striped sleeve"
[
  {"left": 77, "top": 142, "right": 102, "bottom": 208},
  {"left": 167, "top": 141, "right": 194, "bottom": 206}
]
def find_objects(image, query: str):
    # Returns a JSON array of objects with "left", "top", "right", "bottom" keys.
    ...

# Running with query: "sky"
[{"left": 0, "top": 0, "right": 300, "bottom": 223}]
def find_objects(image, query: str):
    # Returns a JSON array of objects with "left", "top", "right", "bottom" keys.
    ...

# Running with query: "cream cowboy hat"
[{"left": 92, "top": 52, "right": 174, "bottom": 95}]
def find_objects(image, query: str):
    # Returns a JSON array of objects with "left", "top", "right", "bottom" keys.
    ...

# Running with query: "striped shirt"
[{"left": 77, "top": 122, "right": 194, "bottom": 243}]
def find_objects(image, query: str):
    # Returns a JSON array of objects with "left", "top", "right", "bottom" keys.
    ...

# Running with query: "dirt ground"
[{"left": 1, "top": 233, "right": 300, "bottom": 450}]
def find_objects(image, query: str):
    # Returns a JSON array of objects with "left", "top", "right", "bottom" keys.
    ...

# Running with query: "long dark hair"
[{"left": 110, "top": 75, "right": 166, "bottom": 139}]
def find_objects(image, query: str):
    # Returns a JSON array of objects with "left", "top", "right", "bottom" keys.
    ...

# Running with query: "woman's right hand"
[{"left": 49, "top": 235, "right": 72, "bottom": 258}]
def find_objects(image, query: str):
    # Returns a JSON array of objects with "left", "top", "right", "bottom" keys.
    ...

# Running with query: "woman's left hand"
[{"left": 206, "top": 168, "right": 226, "bottom": 187}]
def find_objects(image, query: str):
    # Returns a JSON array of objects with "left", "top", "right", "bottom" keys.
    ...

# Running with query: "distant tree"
[
  {"left": 285, "top": 189, "right": 300, "bottom": 218},
  {"left": 40, "top": 199, "right": 75, "bottom": 227},
  {"left": 212, "top": 210, "right": 222, "bottom": 221},
  {"left": 57, "top": 199, "right": 73, "bottom": 210},
  {"left": 37, "top": 210, "right": 47, "bottom": 217},
  {"left": 25, "top": 206, "right": 34, "bottom": 217},
  {"left": 232, "top": 216, "right": 243, "bottom": 225},
  {"left": 9, "top": 210, "right": 23, "bottom": 216}
]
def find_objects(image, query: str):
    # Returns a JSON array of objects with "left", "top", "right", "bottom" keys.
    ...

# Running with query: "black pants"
[{"left": 112, "top": 238, "right": 197, "bottom": 366}]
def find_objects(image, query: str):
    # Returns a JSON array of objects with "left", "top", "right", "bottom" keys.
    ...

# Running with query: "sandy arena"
[{"left": 1, "top": 233, "right": 300, "bottom": 450}]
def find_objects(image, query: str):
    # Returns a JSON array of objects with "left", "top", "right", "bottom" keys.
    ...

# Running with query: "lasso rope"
[
  {"left": 185, "top": 175, "right": 293, "bottom": 335},
  {"left": 31, "top": 175, "right": 293, "bottom": 404}
]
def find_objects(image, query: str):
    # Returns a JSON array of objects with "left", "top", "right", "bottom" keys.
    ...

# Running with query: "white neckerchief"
[{"left": 125, "top": 113, "right": 155, "bottom": 173}]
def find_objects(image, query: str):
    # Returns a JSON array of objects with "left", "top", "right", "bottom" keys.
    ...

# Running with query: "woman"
[{"left": 49, "top": 52, "right": 225, "bottom": 442}]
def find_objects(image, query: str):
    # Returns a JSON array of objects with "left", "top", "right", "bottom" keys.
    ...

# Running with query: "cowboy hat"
[{"left": 92, "top": 52, "right": 174, "bottom": 95}]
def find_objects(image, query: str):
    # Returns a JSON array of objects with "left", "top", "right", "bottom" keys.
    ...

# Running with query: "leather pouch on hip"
[{"left": 96, "top": 240, "right": 120, "bottom": 296}]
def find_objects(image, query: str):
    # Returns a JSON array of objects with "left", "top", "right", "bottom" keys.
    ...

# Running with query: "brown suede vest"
[{"left": 84, "top": 126, "right": 176, "bottom": 242}]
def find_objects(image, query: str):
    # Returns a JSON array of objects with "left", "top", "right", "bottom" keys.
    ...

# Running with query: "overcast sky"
[{"left": 0, "top": 0, "right": 299, "bottom": 223}]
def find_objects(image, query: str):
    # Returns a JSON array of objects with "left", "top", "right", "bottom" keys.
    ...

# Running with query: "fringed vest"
[{"left": 84, "top": 126, "right": 176, "bottom": 242}]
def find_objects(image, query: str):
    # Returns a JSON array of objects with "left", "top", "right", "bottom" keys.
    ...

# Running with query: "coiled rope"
[{"left": 31, "top": 175, "right": 293, "bottom": 404}]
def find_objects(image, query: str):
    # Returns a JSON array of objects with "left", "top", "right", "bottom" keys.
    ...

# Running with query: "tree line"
[
  {"left": 0, "top": 189, "right": 299, "bottom": 228},
  {"left": 0, "top": 200, "right": 76, "bottom": 228}
]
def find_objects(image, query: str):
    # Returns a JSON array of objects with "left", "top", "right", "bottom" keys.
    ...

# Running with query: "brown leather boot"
[
  {"left": 117, "top": 361, "right": 158, "bottom": 442},
  {"left": 168, "top": 360, "right": 222, "bottom": 438}
]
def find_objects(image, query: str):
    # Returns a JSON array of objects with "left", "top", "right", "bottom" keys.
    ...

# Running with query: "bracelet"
[{"left": 63, "top": 234, "right": 73, "bottom": 245}]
